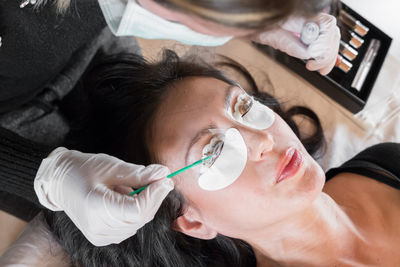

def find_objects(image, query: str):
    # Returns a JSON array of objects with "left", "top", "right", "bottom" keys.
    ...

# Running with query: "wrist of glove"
[
  {"left": 34, "top": 147, "right": 174, "bottom": 246},
  {"left": 252, "top": 12, "right": 340, "bottom": 75},
  {"left": 34, "top": 147, "right": 72, "bottom": 211}
]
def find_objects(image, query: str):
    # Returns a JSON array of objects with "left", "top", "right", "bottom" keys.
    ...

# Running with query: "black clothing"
[
  {"left": 326, "top": 143, "right": 400, "bottom": 189},
  {"left": 0, "top": 0, "right": 106, "bottom": 113},
  {"left": 0, "top": 127, "right": 52, "bottom": 220},
  {"left": 0, "top": 27, "right": 116, "bottom": 147},
  {"left": 0, "top": 0, "right": 107, "bottom": 221},
  {"left": 0, "top": 0, "right": 140, "bottom": 220},
  {"left": 0, "top": 28, "right": 142, "bottom": 221}
]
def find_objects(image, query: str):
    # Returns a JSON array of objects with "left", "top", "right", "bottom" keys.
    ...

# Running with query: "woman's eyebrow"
[{"left": 184, "top": 85, "right": 236, "bottom": 164}]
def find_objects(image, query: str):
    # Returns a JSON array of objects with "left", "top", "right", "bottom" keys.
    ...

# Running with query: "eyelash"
[
  {"left": 234, "top": 94, "right": 254, "bottom": 118},
  {"left": 202, "top": 136, "right": 224, "bottom": 168}
]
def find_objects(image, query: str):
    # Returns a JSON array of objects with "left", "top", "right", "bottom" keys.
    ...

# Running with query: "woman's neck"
[{"left": 247, "top": 193, "right": 369, "bottom": 266}]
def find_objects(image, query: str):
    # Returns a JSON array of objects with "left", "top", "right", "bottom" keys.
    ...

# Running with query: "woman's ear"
[{"left": 173, "top": 206, "right": 218, "bottom": 240}]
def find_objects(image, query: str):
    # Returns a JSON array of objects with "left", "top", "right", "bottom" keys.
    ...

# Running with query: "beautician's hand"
[
  {"left": 34, "top": 147, "right": 174, "bottom": 246},
  {"left": 252, "top": 13, "right": 340, "bottom": 75}
]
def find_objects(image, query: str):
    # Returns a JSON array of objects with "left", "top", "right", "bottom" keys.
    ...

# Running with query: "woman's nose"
[{"left": 245, "top": 129, "right": 275, "bottom": 161}]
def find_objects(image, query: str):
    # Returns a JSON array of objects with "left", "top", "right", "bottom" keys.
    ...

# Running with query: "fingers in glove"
[
  {"left": 114, "top": 185, "right": 134, "bottom": 195},
  {"left": 321, "top": 56, "right": 337, "bottom": 75},
  {"left": 124, "top": 178, "right": 174, "bottom": 223},
  {"left": 108, "top": 163, "right": 171, "bottom": 188},
  {"left": 305, "top": 59, "right": 333, "bottom": 75},
  {"left": 305, "top": 38, "right": 339, "bottom": 74},
  {"left": 252, "top": 29, "right": 311, "bottom": 60},
  {"left": 126, "top": 164, "right": 171, "bottom": 187},
  {"left": 305, "top": 14, "right": 340, "bottom": 75},
  {"left": 280, "top": 16, "right": 307, "bottom": 33}
]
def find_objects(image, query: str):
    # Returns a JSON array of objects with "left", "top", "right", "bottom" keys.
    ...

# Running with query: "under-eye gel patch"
[
  {"left": 232, "top": 93, "right": 275, "bottom": 130},
  {"left": 198, "top": 128, "right": 247, "bottom": 191}
]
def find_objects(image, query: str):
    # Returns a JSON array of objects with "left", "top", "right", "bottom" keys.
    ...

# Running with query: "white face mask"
[
  {"left": 98, "top": 0, "right": 233, "bottom": 46},
  {"left": 231, "top": 93, "right": 275, "bottom": 130},
  {"left": 198, "top": 128, "right": 247, "bottom": 191}
]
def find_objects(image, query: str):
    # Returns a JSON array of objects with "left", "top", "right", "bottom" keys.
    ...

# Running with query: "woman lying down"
[{"left": 36, "top": 50, "right": 400, "bottom": 266}]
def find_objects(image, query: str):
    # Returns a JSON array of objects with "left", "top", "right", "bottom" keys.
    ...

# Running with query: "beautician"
[{"left": 0, "top": 0, "right": 339, "bottom": 255}]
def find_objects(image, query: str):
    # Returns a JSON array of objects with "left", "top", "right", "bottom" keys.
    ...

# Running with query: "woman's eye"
[
  {"left": 231, "top": 93, "right": 275, "bottom": 130},
  {"left": 235, "top": 94, "right": 254, "bottom": 117},
  {"left": 202, "top": 137, "right": 224, "bottom": 168},
  {"left": 198, "top": 128, "right": 247, "bottom": 191},
  {"left": 238, "top": 97, "right": 253, "bottom": 117}
]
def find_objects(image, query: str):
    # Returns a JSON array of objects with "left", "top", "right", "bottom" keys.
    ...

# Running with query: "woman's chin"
[
  {"left": 301, "top": 160, "right": 325, "bottom": 197},
  {"left": 286, "top": 156, "right": 325, "bottom": 201}
]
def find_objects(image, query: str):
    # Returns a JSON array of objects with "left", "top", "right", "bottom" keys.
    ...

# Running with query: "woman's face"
[{"left": 149, "top": 77, "right": 325, "bottom": 240}]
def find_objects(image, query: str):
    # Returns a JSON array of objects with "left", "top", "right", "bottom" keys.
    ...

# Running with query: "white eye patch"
[
  {"left": 232, "top": 94, "right": 275, "bottom": 130},
  {"left": 198, "top": 128, "right": 247, "bottom": 191}
]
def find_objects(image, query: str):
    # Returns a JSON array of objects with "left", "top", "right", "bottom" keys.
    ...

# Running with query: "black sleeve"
[
  {"left": 326, "top": 143, "right": 400, "bottom": 189},
  {"left": 0, "top": 127, "right": 54, "bottom": 220}
]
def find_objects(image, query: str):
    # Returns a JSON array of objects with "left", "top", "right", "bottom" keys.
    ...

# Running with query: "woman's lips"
[{"left": 276, "top": 147, "right": 303, "bottom": 184}]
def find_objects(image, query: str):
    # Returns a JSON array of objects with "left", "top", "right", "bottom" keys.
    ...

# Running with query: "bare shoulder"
[
  {"left": 324, "top": 173, "right": 400, "bottom": 265},
  {"left": 324, "top": 172, "right": 400, "bottom": 232}
]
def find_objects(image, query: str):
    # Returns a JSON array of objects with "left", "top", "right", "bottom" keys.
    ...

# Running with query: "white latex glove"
[
  {"left": 0, "top": 213, "right": 70, "bottom": 267},
  {"left": 252, "top": 13, "right": 340, "bottom": 75},
  {"left": 34, "top": 147, "right": 174, "bottom": 246}
]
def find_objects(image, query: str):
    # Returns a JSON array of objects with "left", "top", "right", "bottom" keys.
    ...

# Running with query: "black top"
[
  {"left": 326, "top": 143, "right": 400, "bottom": 190},
  {"left": 0, "top": 0, "right": 106, "bottom": 113},
  {"left": 0, "top": 127, "right": 53, "bottom": 220},
  {"left": 0, "top": 0, "right": 107, "bottom": 221}
]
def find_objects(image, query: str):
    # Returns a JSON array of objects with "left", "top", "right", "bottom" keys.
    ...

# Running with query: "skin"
[{"left": 148, "top": 77, "right": 400, "bottom": 266}]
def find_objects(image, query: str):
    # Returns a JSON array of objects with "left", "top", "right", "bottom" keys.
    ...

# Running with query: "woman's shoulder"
[
  {"left": 324, "top": 170, "right": 400, "bottom": 260},
  {"left": 325, "top": 142, "right": 400, "bottom": 190},
  {"left": 323, "top": 143, "right": 400, "bottom": 222}
]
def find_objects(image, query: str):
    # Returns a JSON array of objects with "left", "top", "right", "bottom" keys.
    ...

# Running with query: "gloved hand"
[
  {"left": 252, "top": 13, "right": 340, "bottom": 75},
  {"left": 34, "top": 147, "right": 174, "bottom": 246},
  {"left": 0, "top": 213, "right": 70, "bottom": 267}
]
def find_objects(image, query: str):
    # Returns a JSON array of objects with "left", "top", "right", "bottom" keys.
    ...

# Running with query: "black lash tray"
[{"left": 253, "top": 2, "right": 392, "bottom": 113}]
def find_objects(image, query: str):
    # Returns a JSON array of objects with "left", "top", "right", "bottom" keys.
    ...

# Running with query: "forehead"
[{"left": 149, "top": 77, "right": 232, "bottom": 165}]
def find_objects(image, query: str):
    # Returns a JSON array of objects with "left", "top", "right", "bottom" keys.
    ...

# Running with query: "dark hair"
[
  {"left": 155, "top": 0, "right": 339, "bottom": 30},
  {"left": 46, "top": 50, "right": 325, "bottom": 267}
]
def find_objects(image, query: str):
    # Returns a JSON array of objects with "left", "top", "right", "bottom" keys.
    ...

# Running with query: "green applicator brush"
[{"left": 129, "top": 155, "right": 213, "bottom": 196}]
